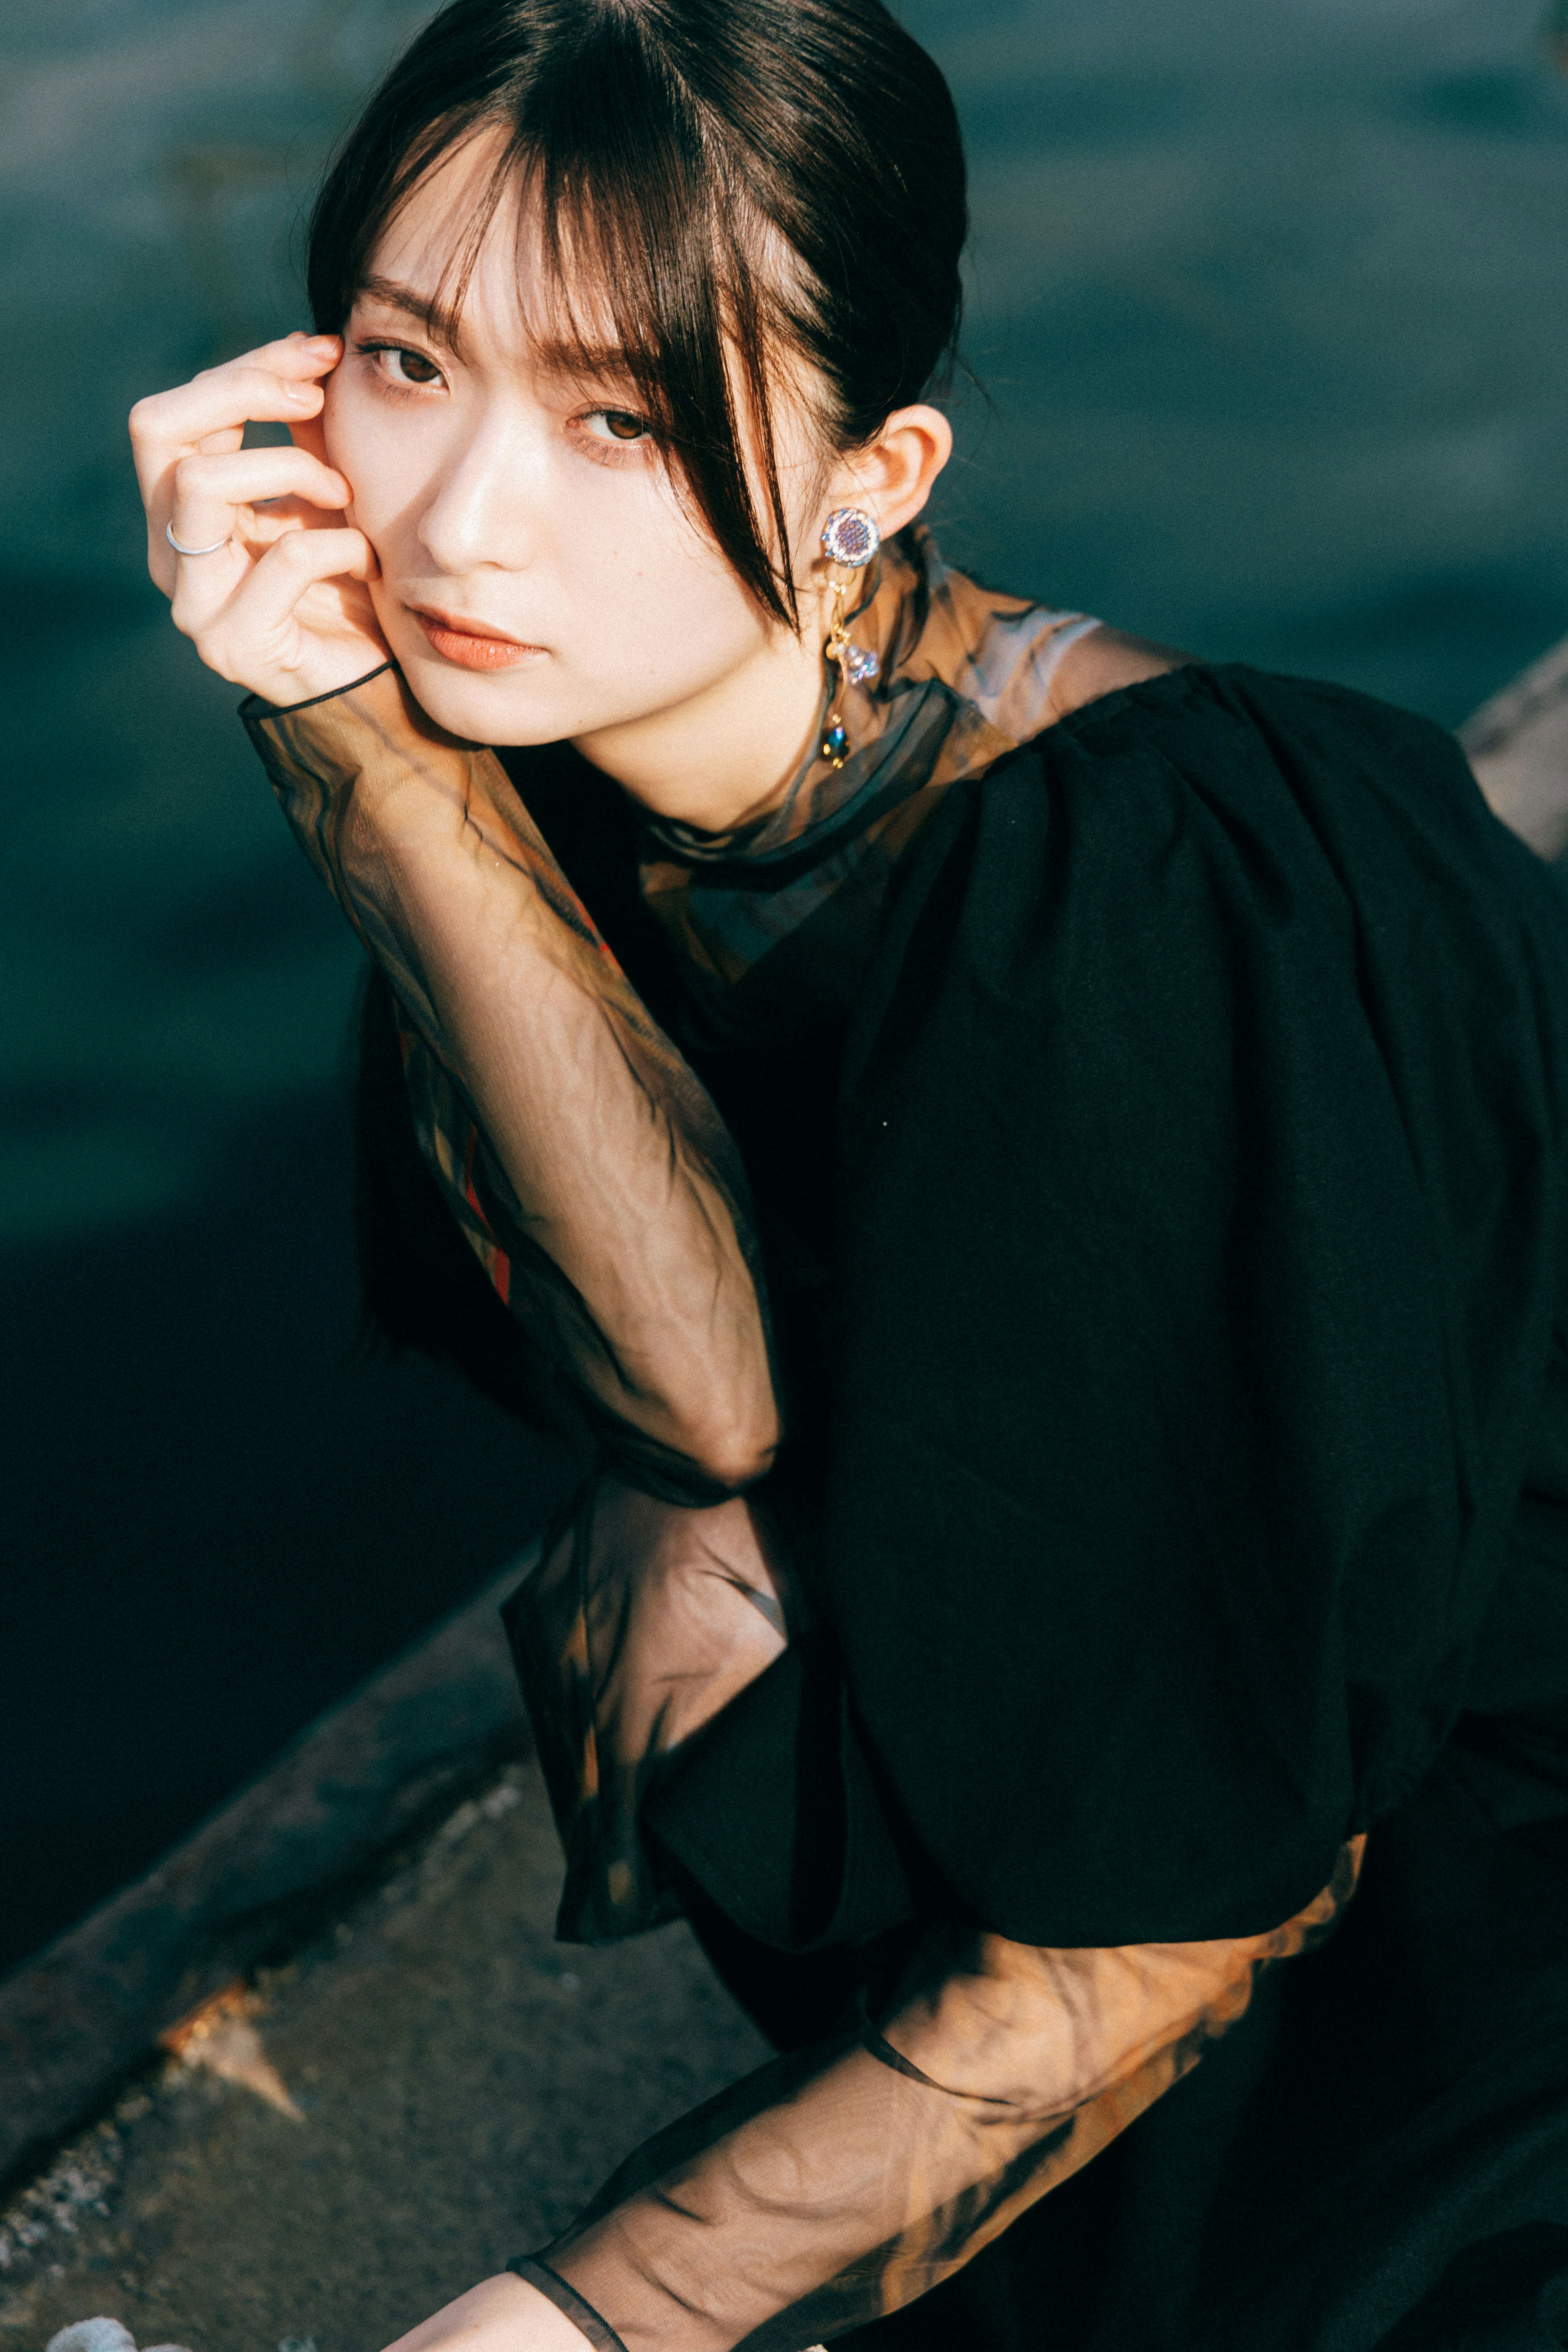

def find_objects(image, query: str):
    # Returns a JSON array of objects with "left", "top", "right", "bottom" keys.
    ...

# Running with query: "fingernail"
[
  {"left": 304, "top": 334, "right": 339, "bottom": 351},
  {"left": 286, "top": 383, "right": 318, "bottom": 404}
]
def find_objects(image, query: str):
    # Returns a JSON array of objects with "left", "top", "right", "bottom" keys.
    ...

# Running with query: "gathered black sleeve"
[{"left": 643, "top": 663, "right": 1568, "bottom": 1954}]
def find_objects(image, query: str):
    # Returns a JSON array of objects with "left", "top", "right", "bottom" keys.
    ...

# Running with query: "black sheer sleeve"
[
  {"left": 497, "top": 1452, "right": 1361, "bottom": 2348},
  {"left": 531, "top": 1845, "right": 1362, "bottom": 2350},
  {"left": 243, "top": 665, "right": 779, "bottom": 1502}
]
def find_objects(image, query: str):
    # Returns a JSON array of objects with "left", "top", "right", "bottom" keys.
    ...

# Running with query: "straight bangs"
[
  {"left": 308, "top": 0, "right": 966, "bottom": 629},
  {"left": 308, "top": 16, "right": 818, "bottom": 626}
]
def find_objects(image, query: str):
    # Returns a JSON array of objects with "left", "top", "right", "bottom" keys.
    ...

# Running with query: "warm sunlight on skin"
[{"left": 323, "top": 131, "right": 953, "bottom": 830}]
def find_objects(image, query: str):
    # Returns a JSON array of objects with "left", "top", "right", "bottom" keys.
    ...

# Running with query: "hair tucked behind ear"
[{"left": 307, "top": 0, "right": 967, "bottom": 626}]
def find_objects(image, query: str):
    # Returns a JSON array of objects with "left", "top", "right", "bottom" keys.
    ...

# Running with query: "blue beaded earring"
[{"left": 818, "top": 505, "right": 882, "bottom": 768}]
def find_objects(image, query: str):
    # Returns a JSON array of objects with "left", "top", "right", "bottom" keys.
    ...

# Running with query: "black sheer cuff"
[
  {"left": 506, "top": 2256, "right": 628, "bottom": 2352},
  {"left": 237, "top": 659, "right": 394, "bottom": 722}
]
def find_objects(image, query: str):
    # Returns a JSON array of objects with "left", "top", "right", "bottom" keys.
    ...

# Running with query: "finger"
[
  {"left": 189, "top": 332, "right": 345, "bottom": 458},
  {"left": 135, "top": 392, "right": 327, "bottom": 570},
  {"left": 131, "top": 342, "right": 339, "bottom": 457},
  {"left": 170, "top": 447, "right": 351, "bottom": 548},
  {"left": 161, "top": 528, "right": 251, "bottom": 627},
  {"left": 203, "top": 329, "right": 345, "bottom": 385},
  {"left": 251, "top": 523, "right": 379, "bottom": 596},
  {"left": 128, "top": 338, "right": 341, "bottom": 520},
  {"left": 174, "top": 526, "right": 378, "bottom": 675},
  {"left": 132, "top": 360, "right": 330, "bottom": 465},
  {"left": 128, "top": 335, "right": 336, "bottom": 459},
  {"left": 285, "top": 410, "right": 332, "bottom": 469}
]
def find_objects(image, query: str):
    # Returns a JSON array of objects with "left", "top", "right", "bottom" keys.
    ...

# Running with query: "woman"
[{"left": 128, "top": 2, "right": 1568, "bottom": 2346}]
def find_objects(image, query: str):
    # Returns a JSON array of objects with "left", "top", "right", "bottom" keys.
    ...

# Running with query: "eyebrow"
[
  {"left": 352, "top": 270, "right": 642, "bottom": 396},
  {"left": 352, "top": 274, "right": 465, "bottom": 350}
]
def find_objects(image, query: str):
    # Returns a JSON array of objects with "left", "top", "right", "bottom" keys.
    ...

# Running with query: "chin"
[{"left": 393, "top": 644, "right": 575, "bottom": 748}]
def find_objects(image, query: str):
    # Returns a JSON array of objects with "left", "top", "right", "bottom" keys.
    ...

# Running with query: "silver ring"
[{"left": 166, "top": 518, "right": 233, "bottom": 559}]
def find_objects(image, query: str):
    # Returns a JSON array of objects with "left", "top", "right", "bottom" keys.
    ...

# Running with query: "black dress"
[{"left": 247, "top": 534, "right": 1568, "bottom": 2351}]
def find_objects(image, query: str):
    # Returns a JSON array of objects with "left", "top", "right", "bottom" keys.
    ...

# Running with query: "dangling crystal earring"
[{"left": 818, "top": 505, "right": 882, "bottom": 768}]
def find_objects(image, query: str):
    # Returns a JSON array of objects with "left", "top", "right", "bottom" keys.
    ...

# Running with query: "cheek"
[
  {"left": 320, "top": 379, "right": 414, "bottom": 546},
  {"left": 318, "top": 375, "right": 358, "bottom": 486},
  {"left": 579, "top": 477, "right": 768, "bottom": 673}
]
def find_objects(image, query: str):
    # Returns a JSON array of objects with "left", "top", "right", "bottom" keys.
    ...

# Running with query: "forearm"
[
  {"left": 245, "top": 666, "right": 778, "bottom": 1488},
  {"left": 373, "top": 780, "right": 777, "bottom": 1483},
  {"left": 539, "top": 1839, "right": 1365, "bottom": 2350}
]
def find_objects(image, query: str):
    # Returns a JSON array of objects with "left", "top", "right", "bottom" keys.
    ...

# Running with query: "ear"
[{"left": 826, "top": 403, "right": 953, "bottom": 543}]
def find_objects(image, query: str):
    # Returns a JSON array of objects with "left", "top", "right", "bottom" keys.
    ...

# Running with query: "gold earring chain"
[{"left": 819, "top": 570, "right": 881, "bottom": 768}]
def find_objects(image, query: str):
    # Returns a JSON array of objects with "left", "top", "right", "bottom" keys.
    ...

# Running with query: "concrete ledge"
[
  {"left": 1462, "top": 631, "right": 1568, "bottom": 861},
  {"left": 0, "top": 1548, "right": 537, "bottom": 2194}
]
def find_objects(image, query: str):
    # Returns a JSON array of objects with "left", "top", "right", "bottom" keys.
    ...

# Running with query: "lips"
[{"left": 409, "top": 604, "right": 543, "bottom": 671}]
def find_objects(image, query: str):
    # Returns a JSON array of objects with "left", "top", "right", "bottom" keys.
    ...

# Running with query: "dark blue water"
[{"left": 6, "top": 0, "right": 1568, "bottom": 1976}]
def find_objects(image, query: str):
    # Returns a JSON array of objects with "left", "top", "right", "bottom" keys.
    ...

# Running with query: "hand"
[
  {"left": 128, "top": 329, "right": 389, "bottom": 708},
  {"left": 380, "top": 2273, "right": 591, "bottom": 2352}
]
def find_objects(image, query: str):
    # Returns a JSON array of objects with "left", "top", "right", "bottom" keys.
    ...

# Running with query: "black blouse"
[
  {"left": 245, "top": 543, "right": 1568, "bottom": 2349},
  {"left": 493, "top": 658, "right": 1568, "bottom": 1947}
]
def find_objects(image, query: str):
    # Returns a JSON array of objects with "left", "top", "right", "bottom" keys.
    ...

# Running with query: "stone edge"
[{"left": 0, "top": 1546, "right": 539, "bottom": 2194}]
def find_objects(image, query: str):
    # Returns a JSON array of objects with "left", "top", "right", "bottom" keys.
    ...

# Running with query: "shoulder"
[
  {"left": 854, "top": 654, "right": 1568, "bottom": 1123},
  {"left": 1039, "top": 622, "right": 1192, "bottom": 721},
  {"left": 972, "top": 655, "right": 1533, "bottom": 921},
  {"left": 1031, "top": 643, "right": 1466, "bottom": 785},
  {"left": 979, "top": 634, "right": 1501, "bottom": 896}
]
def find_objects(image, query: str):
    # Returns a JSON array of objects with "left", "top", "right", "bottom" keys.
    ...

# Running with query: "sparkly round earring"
[{"left": 818, "top": 505, "right": 882, "bottom": 768}]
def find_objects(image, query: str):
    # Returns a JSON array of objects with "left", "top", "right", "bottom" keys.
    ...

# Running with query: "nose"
[{"left": 415, "top": 401, "right": 541, "bottom": 575}]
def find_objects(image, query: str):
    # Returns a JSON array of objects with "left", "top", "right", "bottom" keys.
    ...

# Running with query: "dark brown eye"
[
  {"left": 601, "top": 410, "right": 648, "bottom": 441},
  {"left": 394, "top": 347, "right": 441, "bottom": 385}
]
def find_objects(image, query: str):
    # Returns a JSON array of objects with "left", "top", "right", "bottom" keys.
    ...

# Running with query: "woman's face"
[{"left": 323, "top": 137, "right": 821, "bottom": 755}]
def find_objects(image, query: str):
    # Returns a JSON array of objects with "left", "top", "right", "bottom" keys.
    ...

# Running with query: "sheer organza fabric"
[{"left": 243, "top": 558, "right": 1363, "bottom": 2348}]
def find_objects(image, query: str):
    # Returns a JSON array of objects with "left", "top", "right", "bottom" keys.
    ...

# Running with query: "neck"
[{"left": 571, "top": 593, "right": 832, "bottom": 834}]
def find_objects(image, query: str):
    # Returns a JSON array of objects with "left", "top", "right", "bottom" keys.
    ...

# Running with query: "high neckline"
[
  {"left": 636, "top": 527, "right": 1098, "bottom": 875},
  {"left": 628, "top": 530, "right": 1100, "bottom": 1040}
]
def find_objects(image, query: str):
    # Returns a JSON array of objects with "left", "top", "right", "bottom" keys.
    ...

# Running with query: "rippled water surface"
[{"left": 5, "top": 0, "right": 1568, "bottom": 1966}]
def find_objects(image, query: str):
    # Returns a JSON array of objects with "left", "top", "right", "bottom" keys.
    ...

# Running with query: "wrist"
[
  {"left": 379, "top": 2272, "right": 588, "bottom": 2352},
  {"left": 243, "top": 662, "right": 477, "bottom": 844},
  {"left": 506, "top": 2258, "right": 627, "bottom": 2352},
  {"left": 238, "top": 658, "right": 393, "bottom": 722}
]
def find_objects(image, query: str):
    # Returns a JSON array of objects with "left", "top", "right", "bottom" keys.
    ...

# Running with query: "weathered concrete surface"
[
  {"left": 0, "top": 1556, "right": 542, "bottom": 2195},
  {"left": 0, "top": 1755, "right": 769, "bottom": 2352}
]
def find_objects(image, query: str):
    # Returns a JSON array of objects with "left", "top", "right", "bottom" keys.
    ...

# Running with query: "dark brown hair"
[{"left": 307, "top": 0, "right": 967, "bottom": 625}]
